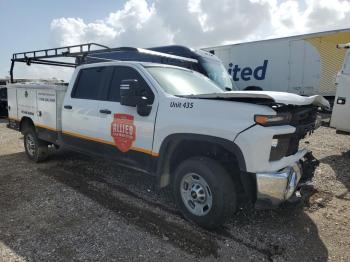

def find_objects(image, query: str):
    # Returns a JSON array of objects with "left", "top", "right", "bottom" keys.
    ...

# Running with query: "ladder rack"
[
  {"left": 10, "top": 43, "right": 110, "bottom": 82},
  {"left": 10, "top": 43, "right": 198, "bottom": 83},
  {"left": 12, "top": 43, "right": 110, "bottom": 61}
]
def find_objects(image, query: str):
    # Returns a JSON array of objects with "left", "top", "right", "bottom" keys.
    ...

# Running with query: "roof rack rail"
[
  {"left": 12, "top": 43, "right": 110, "bottom": 61},
  {"left": 10, "top": 43, "right": 198, "bottom": 83},
  {"left": 10, "top": 43, "right": 110, "bottom": 82}
]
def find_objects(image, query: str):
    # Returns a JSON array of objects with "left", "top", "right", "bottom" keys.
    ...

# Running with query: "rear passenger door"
[{"left": 62, "top": 66, "right": 113, "bottom": 150}]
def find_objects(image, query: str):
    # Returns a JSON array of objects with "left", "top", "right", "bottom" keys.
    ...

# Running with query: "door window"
[
  {"left": 108, "top": 66, "right": 154, "bottom": 104},
  {"left": 72, "top": 67, "right": 108, "bottom": 100}
]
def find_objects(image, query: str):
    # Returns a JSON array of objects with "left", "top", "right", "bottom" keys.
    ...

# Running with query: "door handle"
[
  {"left": 64, "top": 105, "right": 72, "bottom": 109},
  {"left": 337, "top": 97, "right": 346, "bottom": 105},
  {"left": 99, "top": 109, "right": 111, "bottom": 114}
]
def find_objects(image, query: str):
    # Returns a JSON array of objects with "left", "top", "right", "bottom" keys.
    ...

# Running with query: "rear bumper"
[{"left": 255, "top": 152, "right": 318, "bottom": 208}]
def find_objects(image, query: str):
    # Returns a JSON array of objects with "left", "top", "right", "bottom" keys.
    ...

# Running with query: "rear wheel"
[
  {"left": 23, "top": 127, "right": 48, "bottom": 162},
  {"left": 173, "top": 157, "right": 237, "bottom": 229}
]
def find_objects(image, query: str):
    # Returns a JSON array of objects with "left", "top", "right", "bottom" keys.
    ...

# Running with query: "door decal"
[{"left": 111, "top": 113, "right": 136, "bottom": 152}]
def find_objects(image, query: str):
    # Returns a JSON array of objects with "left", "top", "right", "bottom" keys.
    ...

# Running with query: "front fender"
[
  {"left": 155, "top": 133, "right": 246, "bottom": 187},
  {"left": 234, "top": 125, "right": 298, "bottom": 173}
]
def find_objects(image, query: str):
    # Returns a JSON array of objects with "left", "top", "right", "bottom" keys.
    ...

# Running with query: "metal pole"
[{"left": 10, "top": 60, "right": 15, "bottom": 83}]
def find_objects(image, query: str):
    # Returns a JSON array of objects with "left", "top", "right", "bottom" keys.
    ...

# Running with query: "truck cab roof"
[
  {"left": 148, "top": 45, "right": 221, "bottom": 62},
  {"left": 76, "top": 60, "right": 194, "bottom": 72}
]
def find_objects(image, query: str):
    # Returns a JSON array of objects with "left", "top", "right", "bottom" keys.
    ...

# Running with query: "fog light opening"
[{"left": 271, "top": 138, "right": 279, "bottom": 148}]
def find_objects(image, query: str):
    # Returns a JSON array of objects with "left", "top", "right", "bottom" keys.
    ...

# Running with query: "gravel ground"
[{"left": 0, "top": 118, "right": 349, "bottom": 261}]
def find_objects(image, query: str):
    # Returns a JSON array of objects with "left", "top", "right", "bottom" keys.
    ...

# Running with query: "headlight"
[{"left": 254, "top": 113, "right": 292, "bottom": 126}]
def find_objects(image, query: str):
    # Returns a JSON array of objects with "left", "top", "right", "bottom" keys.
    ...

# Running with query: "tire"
[
  {"left": 23, "top": 127, "right": 48, "bottom": 162},
  {"left": 173, "top": 157, "right": 237, "bottom": 229}
]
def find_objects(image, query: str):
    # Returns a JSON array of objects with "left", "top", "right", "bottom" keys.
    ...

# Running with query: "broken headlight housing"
[{"left": 254, "top": 113, "right": 292, "bottom": 126}]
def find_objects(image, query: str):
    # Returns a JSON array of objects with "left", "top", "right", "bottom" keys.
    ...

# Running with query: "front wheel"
[
  {"left": 173, "top": 157, "right": 237, "bottom": 229},
  {"left": 23, "top": 127, "right": 48, "bottom": 162}
]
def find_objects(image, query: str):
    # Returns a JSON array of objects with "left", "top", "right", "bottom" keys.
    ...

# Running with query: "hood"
[{"left": 182, "top": 91, "right": 330, "bottom": 108}]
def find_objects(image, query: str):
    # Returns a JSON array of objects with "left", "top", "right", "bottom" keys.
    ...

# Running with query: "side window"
[
  {"left": 108, "top": 66, "right": 154, "bottom": 104},
  {"left": 72, "top": 67, "right": 107, "bottom": 100}
]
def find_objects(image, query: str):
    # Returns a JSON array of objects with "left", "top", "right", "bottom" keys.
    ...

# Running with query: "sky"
[{"left": 1, "top": 0, "right": 350, "bottom": 80}]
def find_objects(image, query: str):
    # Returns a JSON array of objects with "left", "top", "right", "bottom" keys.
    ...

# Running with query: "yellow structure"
[{"left": 306, "top": 31, "right": 350, "bottom": 96}]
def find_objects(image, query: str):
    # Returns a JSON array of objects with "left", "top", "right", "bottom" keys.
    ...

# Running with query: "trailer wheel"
[
  {"left": 23, "top": 127, "right": 48, "bottom": 162},
  {"left": 173, "top": 157, "right": 237, "bottom": 229}
]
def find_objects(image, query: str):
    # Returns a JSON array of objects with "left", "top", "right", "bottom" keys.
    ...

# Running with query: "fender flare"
[{"left": 19, "top": 116, "right": 35, "bottom": 132}]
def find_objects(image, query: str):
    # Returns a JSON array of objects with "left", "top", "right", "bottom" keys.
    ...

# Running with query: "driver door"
[{"left": 97, "top": 65, "right": 158, "bottom": 171}]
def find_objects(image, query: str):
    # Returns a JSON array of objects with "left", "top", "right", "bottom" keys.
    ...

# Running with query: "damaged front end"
[
  {"left": 255, "top": 151, "right": 319, "bottom": 209},
  {"left": 268, "top": 104, "right": 320, "bottom": 161},
  {"left": 255, "top": 104, "right": 321, "bottom": 208}
]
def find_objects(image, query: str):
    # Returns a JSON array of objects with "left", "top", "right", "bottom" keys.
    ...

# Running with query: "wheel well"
[
  {"left": 157, "top": 136, "right": 256, "bottom": 201},
  {"left": 19, "top": 117, "right": 34, "bottom": 133},
  {"left": 169, "top": 140, "right": 240, "bottom": 179},
  {"left": 158, "top": 138, "right": 243, "bottom": 189}
]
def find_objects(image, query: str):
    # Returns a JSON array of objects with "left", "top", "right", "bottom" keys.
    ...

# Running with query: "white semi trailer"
[{"left": 204, "top": 28, "right": 350, "bottom": 102}]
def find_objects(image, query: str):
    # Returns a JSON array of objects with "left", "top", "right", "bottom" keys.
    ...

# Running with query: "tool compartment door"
[
  {"left": 36, "top": 89, "right": 58, "bottom": 131},
  {"left": 7, "top": 87, "right": 18, "bottom": 120},
  {"left": 16, "top": 88, "right": 38, "bottom": 123}
]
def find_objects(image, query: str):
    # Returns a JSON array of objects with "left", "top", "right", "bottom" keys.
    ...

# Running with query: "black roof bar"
[{"left": 23, "top": 60, "right": 77, "bottom": 67}]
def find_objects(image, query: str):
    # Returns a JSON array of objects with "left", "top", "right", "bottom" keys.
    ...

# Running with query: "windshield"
[
  {"left": 201, "top": 59, "right": 237, "bottom": 91},
  {"left": 146, "top": 66, "right": 224, "bottom": 96}
]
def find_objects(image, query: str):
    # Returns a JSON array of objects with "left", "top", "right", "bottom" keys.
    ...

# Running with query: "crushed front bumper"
[{"left": 255, "top": 152, "right": 319, "bottom": 208}]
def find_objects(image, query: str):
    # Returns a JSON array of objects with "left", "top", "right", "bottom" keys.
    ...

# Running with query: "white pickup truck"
[{"left": 7, "top": 60, "right": 329, "bottom": 228}]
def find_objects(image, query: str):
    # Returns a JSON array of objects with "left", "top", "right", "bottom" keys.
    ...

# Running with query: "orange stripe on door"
[{"left": 62, "top": 130, "right": 159, "bottom": 157}]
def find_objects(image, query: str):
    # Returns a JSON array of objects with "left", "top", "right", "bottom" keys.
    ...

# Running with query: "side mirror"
[
  {"left": 137, "top": 97, "right": 152, "bottom": 116},
  {"left": 120, "top": 79, "right": 153, "bottom": 116},
  {"left": 120, "top": 79, "right": 138, "bottom": 107}
]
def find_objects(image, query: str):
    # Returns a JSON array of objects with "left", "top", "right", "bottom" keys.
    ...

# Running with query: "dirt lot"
[{"left": 0, "top": 118, "right": 349, "bottom": 262}]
